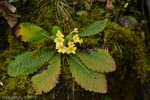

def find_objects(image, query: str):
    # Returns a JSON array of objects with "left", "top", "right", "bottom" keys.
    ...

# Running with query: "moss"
[
  {"left": 81, "top": 33, "right": 103, "bottom": 46},
  {"left": 27, "top": 38, "right": 55, "bottom": 51},
  {"left": 73, "top": 4, "right": 106, "bottom": 29},
  {"left": 105, "top": 22, "right": 147, "bottom": 81},
  {"left": 105, "top": 22, "right": 147, "bottom": 99},
  {"left": 0, "top": 75, "right": 35, "bottom": 99},
  {"left": 0, "top": 27, "right": 25, "bottom": 78},
  {"left": 0, "top": 24, "right": 9, "bottom": 50}
]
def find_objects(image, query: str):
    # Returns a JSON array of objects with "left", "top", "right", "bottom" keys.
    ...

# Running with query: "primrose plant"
[{"left": 8, "top": 19, "right": 116, "bottom": 95}]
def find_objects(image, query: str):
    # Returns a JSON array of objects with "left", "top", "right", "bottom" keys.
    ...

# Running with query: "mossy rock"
[{"left": 0, "top": 0, "right": 149, "bottom": 100}]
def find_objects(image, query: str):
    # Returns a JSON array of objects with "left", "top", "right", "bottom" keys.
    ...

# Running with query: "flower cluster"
[{"left": 54, "top": 28, "right": 83, "bottom": 54}]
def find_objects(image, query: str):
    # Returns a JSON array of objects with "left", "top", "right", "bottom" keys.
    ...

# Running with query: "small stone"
[{"left": 0, "top": 82, "right": 3, "bottom": 86}]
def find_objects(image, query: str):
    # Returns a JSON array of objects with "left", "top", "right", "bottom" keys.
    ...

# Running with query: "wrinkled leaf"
[
  {"left": 15, "top": 22, "right": 49, "bottom": 42},
  {"left": 79, "top": 19, "right": 108, "bottom": 36},
  {"left": 8, "top": 49, "right": 55, "bottom": 77},
  {"left": 69, "top": 54, "right": 107, "bottom": 93},
  {"left": 76, "top": 49, "right": 116, "bottom": 73},
  {"left": 32, "top": 54, "right": 61, "bottom": 95}
]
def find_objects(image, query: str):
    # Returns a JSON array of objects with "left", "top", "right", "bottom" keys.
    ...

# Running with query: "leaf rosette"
[{"left": 8, "top": 19, "right": 116, "bottom": 94}]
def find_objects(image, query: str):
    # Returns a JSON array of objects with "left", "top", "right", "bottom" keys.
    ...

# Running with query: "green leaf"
[
  {"left": 100, "top": 95, "right": 112, "bottom": 100},
  {"left": 15, "top": 22, "right": 49, "bottom": 42},
  {"left": 51, "top": 26, "right": 63, "bottom": 35},
  {"left": 68, "top": 54, "right": 107, "bottom": 93},
  {"left": 76, "top": 49, "right": 116, "bottom": 73},
  {"left": 65, "top": 34, "right": 72, "bottom": 42},
  {"left": 50, "top": 35, "right": 56, "bottom": 41},
  {"left": 50, "top": 26, "right": 63, "bottom": 40},
  {"left": 31, "top": 54, "right": 61, "bottom": 95},
  {"left": 8, "top": 49, "right": 55, "bottom": 77},
  {"left": 78, "top": 19, "right": 108, "bottom": 36}
]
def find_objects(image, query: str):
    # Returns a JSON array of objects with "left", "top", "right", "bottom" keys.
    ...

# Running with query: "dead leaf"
[
  {"left": 106, "top": 0, "right": 115, "bottom": 10},
  {"left": 1, "top": 1, "right": 16, "bottom": 13},
  {"left": 0, "top": 1, "right": 20, "bottom": 28}
]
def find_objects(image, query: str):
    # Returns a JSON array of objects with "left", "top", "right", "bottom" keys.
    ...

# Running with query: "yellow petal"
[
  {"left": 70, "top": 28, "right": 79, "bottom": 35},
  {"left": 54, "top": 37, "right": 64, "bottom": 44},
  {"left": 73, "top": 34, "right": 80, "bottom": 43},
  {"left": 124, "top": 3, "right": 128, "bottom": 8},
  {"left": 56, "top": 43, "right": 63, "bottom": 49},
  {"left": 68, "top": 41, "right": 75, "bottom": 47},
  {"left": 73, "top": 28, "right": 79, "bottom": 33},
  {"left": 56, "top": 30, "right": 64, "bottom": 38},
  {"left": 57, "top": 45, "right": 67, "bottom": 54},
  {"left": 79, "top": 39, "right": 83, "bottom": 44},
  {"left": 67, "top": 47, "right": 77, "bottom": 54}
]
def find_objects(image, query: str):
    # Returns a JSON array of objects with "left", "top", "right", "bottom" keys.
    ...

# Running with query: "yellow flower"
[
  {"left": 69, "top": 32, "right": 72, "bottom": 35},
  {"left": 56, "top": 30, "right": 64, "bottom": 38},
  {"left": 73, "top": 28, "right": 79, "bottom": 33},
  {"left": 56, "top": 43, "right": 63, "bottom": 49},
  {"left": 79, "top": 38, "right": 83, "bottom": 44},
  {"left": 57, "top": 45, "right": 67, "bottom": 54},
  {"left": 67, "top": 46, "right": 77, "bottom": 54},
  {"left": 124, "top": 3, "right": 128, "bottom": 8},
  {"left": 70, "top": 28, "right": 79, "bottom": 35},
  {"left": 54, "top": 37, "right": 64, "bottom": 44},
  {"left": 73, "top": 34, "right": 80, "bottom": 43},
  {"left": 68, "top": 41, "right": 75, "bottom": 47}
]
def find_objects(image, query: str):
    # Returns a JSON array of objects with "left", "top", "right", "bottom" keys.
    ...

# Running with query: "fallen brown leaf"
[
  {"left": 106, "top": 0, "right": 115, "bottom": 10},
  {"left": 0, "top": 1, "right": 20, "bottom": 28}
]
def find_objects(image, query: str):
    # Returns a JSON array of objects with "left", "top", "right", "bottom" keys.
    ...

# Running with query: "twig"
[
  {"left": 114, "top": 4, "right": 122, "bottom": 22},
  {"left": 72, "top": 78, "right": 75, "bottom": 100},
  {"left": 52, "top": 88, "right": 55, "bottom": 99}
]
